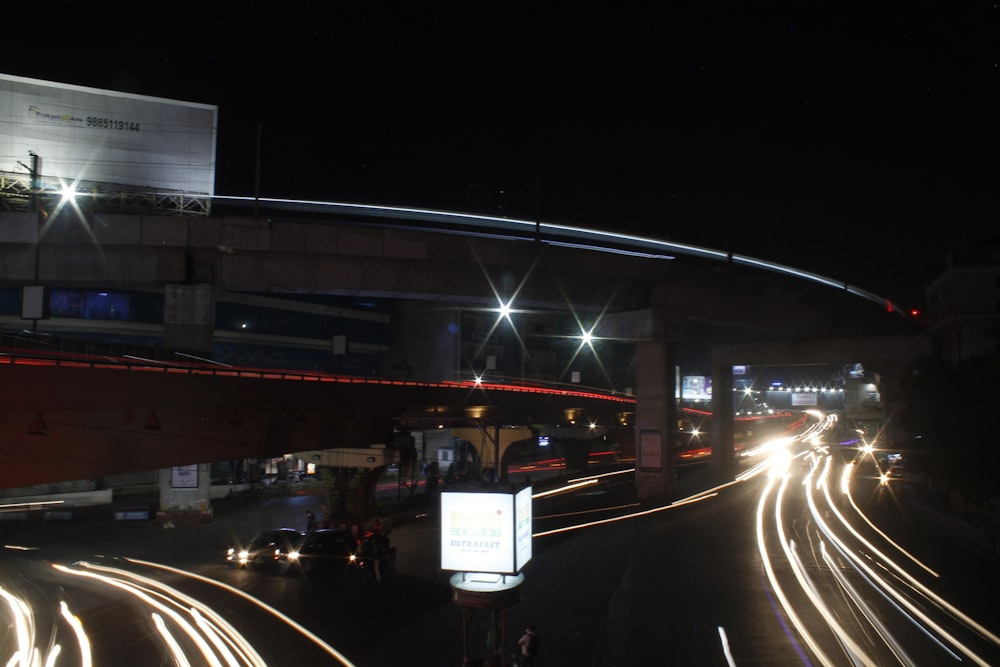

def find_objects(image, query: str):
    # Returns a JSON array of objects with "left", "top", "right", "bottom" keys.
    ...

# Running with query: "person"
[
  {"left": 426, "top": 460, "right": 440, "bottom": 492},
  {"left": 305, "top": 509, "right": 316, "bottom": 532},
  {"left": 373, "top": 526, "right": 391, "bottom": 583},
  {"left": 517, "top": 624, "right": 539, "bottom": 666},
  {"left": 360, "top": 527, "right": 390, "bottom": 583}
]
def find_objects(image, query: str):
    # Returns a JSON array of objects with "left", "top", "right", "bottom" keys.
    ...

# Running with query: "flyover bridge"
[
  {"left": 0, "top": 346, "right": 634, "bottom": 491},
  {"left": 0, "top": 196, "right": 931, "bottom": 503}
]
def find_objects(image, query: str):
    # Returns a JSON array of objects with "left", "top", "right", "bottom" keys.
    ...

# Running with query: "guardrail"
[
  {"left": 0, "top": 489, "right": 114, "bottom": 521},
  {"left": 0, "top": 336, "right": 635, "bottom": 404}
]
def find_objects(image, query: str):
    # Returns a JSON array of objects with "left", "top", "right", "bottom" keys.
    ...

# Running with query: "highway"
[{"left": 2, "top": 412, "right": 999, "bottom": 666}]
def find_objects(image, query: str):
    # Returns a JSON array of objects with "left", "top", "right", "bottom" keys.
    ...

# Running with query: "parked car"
[
  {"left": 280, "top": 528, "right": 359, "bottom": 576},
  {"left": 227, "top": 528, "right": 305, "bottom": 570}
]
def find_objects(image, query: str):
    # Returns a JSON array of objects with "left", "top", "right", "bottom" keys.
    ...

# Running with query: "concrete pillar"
[
  {"left": 634, "top": 309, "right": 678, "bottom": 503},
  {"left": 157, "top": 463, "right": 213, "bottom": 524},
  {"left": 710, "top": 361, "right": 735, "bottom": 472},
  {"left": 389, "top": 303, "right": 461, "bottom": 380},
  {"left": 163, "top": 284, "right": 215, "bottom": 353}
]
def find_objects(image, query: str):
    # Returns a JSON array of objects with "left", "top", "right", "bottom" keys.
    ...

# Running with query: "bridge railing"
[{"left": 0, "top": 328, "right": 635, "bottom": 403}]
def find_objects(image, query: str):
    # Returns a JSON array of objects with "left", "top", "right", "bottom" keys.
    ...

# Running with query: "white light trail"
[
  {"left": 59, "top": 600, "right": 91, "bottom": 667},
  {"left": 54, "top": 563, "right": 230, "bottom": 667},
  {"left": 717, "top": 626, "right": 737, "bottom": 667},
  {"left": 805, "top": 458, "right": 1000, "bottom": 664},
  {"left": 122, "top": 558, "right": 356, "bottom": 666},
  {"left": 756, "top": 466, "right": 840, "bottom": 667}
]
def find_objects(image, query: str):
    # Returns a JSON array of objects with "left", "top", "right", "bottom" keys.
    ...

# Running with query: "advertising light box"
[
  {"left": 440, "top": 486, "right": 532, "bottom": 575},
  {"left": 791, "top": 392, "right": 818, "bottom": 407},
  {"left": 680, "top": 375, "right": 712, "bottom": 401},
  {"left": 0, "top": 73, "right": 217, "bottom": 195}
]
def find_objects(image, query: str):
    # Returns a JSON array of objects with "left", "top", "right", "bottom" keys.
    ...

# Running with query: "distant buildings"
[{"left": 925, "top": 238, "right": 1000, "bottom": 363}]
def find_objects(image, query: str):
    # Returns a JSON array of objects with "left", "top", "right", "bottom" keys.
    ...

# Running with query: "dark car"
[
  {"left": 226, "top": 528, "right": 305, "bottom": 570},
  {"left": 280, "top": 528, "right": 359, "bottom": 575}
]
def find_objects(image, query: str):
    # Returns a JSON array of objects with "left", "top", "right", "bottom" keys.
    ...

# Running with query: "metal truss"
[{"left": 0, "top": 170, "right": 210, "bottom": 216}]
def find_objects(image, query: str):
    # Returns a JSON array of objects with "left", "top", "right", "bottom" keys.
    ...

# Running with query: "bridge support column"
[
  {"left": 156, "top": 463, "right": 213, "bottom": 524},
  {"left": 389, "top": 304, "right": 462, "bottom": 380},
  {"left": 634, "top": 308, "right": 679, "bottom": 503},
  {"left": 163, "top": 284, "right": 215, "bottom": 353},
  {"left": 710, "top": 361, "right": 735, "bottom": 472}
]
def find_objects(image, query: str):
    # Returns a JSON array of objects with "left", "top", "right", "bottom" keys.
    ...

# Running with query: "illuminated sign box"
[
  {"left": 791, "top": 392, "right": 818, "bottom": 406},
  {"left": 20, "top": 285, "right": 48, "bottom": 320},
  {"left": 678, "top": 375, "right": 712, "bottom": 401},
  {"left": 440, "top": 486, "right": 532, "bottom": 575}
]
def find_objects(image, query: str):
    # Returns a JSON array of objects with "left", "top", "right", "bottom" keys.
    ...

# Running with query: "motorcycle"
[{"left": 349, "top": 531, "right": 396, "bottom": 583}]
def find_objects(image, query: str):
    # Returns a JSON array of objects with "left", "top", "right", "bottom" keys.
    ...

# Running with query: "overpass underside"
[
  {"left": 0, "top": 362, "right": 628, "bottom": 491},
  {"left": 0, "top": 208, "right": 930, "bottom": 499},
  {"left": 626, "top": 297, "right": 934, "bottom": 503}
]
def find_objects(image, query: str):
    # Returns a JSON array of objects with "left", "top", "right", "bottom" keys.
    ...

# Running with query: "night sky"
[{"left": 4, "top": 3, "right": 997, "bottom": 311}]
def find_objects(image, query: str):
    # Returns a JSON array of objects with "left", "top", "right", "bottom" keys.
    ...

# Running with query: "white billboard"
[
  {"left": 680, "top": 375, "right": 712, "bottom": 401},
  {"left": 440, "top": 486, "right": 533, "bottom": 575},
  {"left": 791, "top": 392, "right": 818, "bottom": 406},
  {"left": 0, "top": 73, "right": 217, "bottom": 195}
]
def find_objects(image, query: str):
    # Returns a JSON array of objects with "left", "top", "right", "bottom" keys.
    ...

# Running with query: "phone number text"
[{"left": 86, "top": 117, "right": 141, "bottom": 131}]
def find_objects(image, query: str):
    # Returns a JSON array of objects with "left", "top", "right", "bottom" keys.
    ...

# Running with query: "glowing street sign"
[{"left": 440, "top": 486, "right": 532, "bottom": 574}]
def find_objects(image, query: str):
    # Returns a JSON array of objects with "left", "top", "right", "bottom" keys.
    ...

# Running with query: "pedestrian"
[
  {"left": 517, "top": 624, "right": 539, "bottom": 666},
  {"left": 426, "top": 460, "right": 440, "bottom": 492},
  {"left": 373, "top": 527, "right": 391, "bottom": 583},
  {"left": 305, "top": 509, "right": 316, "bottom": 532}
]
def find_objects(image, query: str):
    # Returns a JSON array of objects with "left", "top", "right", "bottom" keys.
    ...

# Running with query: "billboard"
[
  {"left": 170, "top": 464, "right": 199, "bottom": 488},
  {"left": 680, "top": 375, "right": 712, "bottom": 401},
  {"left": 791, "top": 392, "right": 818, "bottom": 406},
  {"left": 440, "top": 486, "right": 533, "bottom": 575},
  {"left": 0, "top": 73, "right": 217, "bottom": 195}
]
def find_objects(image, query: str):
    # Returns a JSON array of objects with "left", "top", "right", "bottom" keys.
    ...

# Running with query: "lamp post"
[
  {"left": 17, "top": 150, "right": 40, "bottom": 215},
  {"left": 17, "top": 151, "right": 45, "bottom": 331}
]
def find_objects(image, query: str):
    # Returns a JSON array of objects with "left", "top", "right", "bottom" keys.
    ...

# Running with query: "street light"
[
  {"left": 17, "top": 151, "right": 47, "bottom": 330},
  {"left": 17, "top": 150, "right": 40, "bottom": 213}
]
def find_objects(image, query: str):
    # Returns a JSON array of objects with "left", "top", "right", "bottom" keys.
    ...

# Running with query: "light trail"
[
  {"left": 736, "top": 411, "right": 1000, "bottom": 665},
  {"left": 532, "top": 493, "right": 716, "bottom": 538},
  {"left": 803, "top": 457, "right": 1000, "bottom": 664},
  {"left": 0, "top": 555, "right": 361, "bottom": 667},
  {"left": 122, "top": 558, "right": 356, "bottom": 666},
  {"left": 756, "top": 462, "right": 840, "bottom": 667}
]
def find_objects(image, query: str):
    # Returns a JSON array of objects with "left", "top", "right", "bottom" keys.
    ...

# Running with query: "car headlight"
[{"left": 287, "top": 551, "right": 300, "bottom": 561}]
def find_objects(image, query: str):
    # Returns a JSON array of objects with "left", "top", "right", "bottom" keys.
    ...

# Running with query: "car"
[
  {"left": 226, "top": 528, "right": 305, "bottom": 570},
  {"left": 280, "top": 528, "right": 359, "bottom": 576}
]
